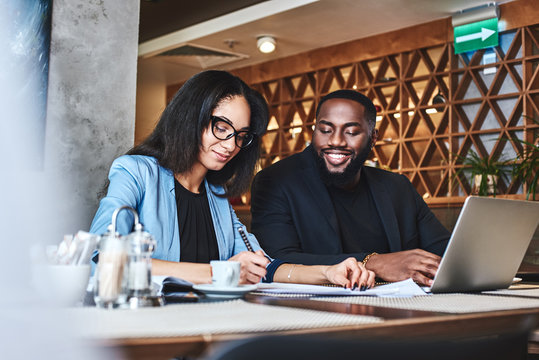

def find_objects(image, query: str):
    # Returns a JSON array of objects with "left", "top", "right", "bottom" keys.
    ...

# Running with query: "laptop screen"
[{"left": 429, "top": 197, "right": 539, "bottom": 293}]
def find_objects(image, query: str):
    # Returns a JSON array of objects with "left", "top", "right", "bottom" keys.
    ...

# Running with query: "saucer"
[{"left": 192, "top": 284, "right": 258, "bottom": 299}]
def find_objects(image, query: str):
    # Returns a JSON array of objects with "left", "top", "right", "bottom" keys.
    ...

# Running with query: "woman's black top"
[{"left": 174, "top": 179, "right": 219, "bottom": 263}]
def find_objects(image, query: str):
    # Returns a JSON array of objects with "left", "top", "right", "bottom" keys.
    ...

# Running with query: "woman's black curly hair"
[{"left": 128, "top": 70, "right": 269, "bottom": 197}]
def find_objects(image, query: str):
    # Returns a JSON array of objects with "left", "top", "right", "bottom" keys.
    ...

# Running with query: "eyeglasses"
[{"left": 211, "top": 116, "right": 255, "bottom": 149}]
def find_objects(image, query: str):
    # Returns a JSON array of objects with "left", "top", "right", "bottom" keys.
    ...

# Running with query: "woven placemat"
[
  {"left": 70, "top": 299, "right": 382, "bottom": 339},
  {"left": 482, "top": 287, "right": 539, "bottom": 298},
  {"left": 312, "top": 293, "right": 539, "bottom": 314}
]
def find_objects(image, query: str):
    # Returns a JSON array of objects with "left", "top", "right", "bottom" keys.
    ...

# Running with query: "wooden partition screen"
[{"left": 250, "top": 25, "right": 539, "bottom": 206}]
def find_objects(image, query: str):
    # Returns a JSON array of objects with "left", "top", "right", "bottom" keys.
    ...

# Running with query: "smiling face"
[
  {"left": 312, "top": 98, "right": 377, "bottom": 187},
  {"left": 197, "top": 95, "right": 251, "bottom": 172}
]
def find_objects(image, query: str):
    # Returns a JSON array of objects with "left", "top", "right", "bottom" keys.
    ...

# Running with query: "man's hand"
[
  {"left": 364, "top": 249, "right": 441, "bottom": 286},
  {"left": 228, "top": 250, "right": 269, "bottom": 284}
]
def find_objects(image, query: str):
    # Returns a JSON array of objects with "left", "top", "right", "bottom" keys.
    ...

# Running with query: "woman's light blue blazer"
[{"left": 89, "top": 155, "right": 263, "bottom": 261}]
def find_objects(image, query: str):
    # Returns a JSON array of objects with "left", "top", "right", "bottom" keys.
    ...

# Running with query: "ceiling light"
[
  {"left": 432, "top": 91, "right": 446, "bottom": 112},
  {"left": 257, "top": 36, "right": 276, "bottom": 53},
  {"left": 451, "top": 3, "right": 499, "bottom": 27}
]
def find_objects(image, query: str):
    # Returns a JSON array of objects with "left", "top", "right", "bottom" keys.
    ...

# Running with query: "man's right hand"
[
  {"left": 364, "top": 249, "right": 441, "bottom": 286},
  {"left": 228, "top": 250, "right": 269, "bottom": 284}
]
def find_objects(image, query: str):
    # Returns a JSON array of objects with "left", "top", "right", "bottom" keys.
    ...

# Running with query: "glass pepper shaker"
[
  {"left": 94, "top": 233, "right": 125, "bottom": 308},
  {"left": 93, "top": 206, "right": 135, "bottom": 308}
]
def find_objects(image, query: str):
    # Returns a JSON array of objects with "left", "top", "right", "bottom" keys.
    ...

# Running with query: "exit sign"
[{"left": 454, "top": 17, "right": 498, "bottom": 54}]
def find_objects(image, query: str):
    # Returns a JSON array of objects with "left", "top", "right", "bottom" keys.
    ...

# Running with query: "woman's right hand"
[
  {"left": 228, "top": 250, "right": 269, "bottom": 284},
  {"left": 324, "top": 257, "right": 376, "bottom": 289}
]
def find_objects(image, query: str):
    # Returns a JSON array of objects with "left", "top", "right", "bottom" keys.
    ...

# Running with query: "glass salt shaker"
[{"left": 125, "top": 221, "right": 158, "bottom": 308}]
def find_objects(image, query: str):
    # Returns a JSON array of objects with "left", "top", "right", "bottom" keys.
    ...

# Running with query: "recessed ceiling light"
[{"left": 257, "top": 36, "right": 276, "bottom": 54}]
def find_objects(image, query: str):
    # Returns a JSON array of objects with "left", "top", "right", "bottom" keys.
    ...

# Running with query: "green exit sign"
[{"left": 454, "top": 17, "right": 499, "bottom": 54}]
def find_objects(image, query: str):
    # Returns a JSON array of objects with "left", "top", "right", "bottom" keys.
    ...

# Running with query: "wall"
[
  {"left": 230, "top": 0, "right": 539, "bottom": 85},
  {"left": 135, "top": 59, "right": 167, "bottom": 145},
  {"left": 46, "top": 0, "right": 140, "bottom": 237},
  {"left": 159, "top": 0, "right": 538, "bottom": 233},
  {"left": 232, "top": 0, "right": 539, "bottom": 208}
]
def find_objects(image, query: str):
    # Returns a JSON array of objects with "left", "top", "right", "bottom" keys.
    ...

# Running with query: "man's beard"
[{"left": 315, "top": 137, "right": 373, "bottom": 188}]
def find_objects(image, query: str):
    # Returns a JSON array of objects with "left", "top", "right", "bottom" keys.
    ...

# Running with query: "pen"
[
  {"left": 238, "top": 226, "right": 267, "bottom": 282},
  {"left": 238, "top": 227, "right": 254, "bottom": 252}
]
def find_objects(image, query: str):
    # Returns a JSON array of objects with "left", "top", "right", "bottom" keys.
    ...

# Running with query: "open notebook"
[{"left": 427, "top": 196, "right": 539, "bottom": 293}]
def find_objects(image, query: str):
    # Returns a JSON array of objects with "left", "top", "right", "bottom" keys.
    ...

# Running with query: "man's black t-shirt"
[{"left": 327, "top": 174, "right": 389, "bottom": 254}]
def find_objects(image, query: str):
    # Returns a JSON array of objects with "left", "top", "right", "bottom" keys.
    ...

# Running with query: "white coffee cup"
[
  {"left": 34, "top": 264, "right": 91, "bottom": 306},
  {"left": 210, "top": 261, "right": 240, "bottom": 288}
]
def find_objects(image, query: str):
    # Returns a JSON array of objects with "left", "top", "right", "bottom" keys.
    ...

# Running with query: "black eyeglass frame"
[{"left": 210, "top": 115, "right": 256, "bottom": 149}]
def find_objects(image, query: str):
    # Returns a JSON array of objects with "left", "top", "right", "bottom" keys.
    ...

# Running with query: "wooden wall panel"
[{"left": 164, "top": 0, "right": 539, "bottom": 205}]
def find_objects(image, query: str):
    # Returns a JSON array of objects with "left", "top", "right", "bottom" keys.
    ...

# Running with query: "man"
[{"left": 250, "top": 89, "right": 450, "bottom": 286}]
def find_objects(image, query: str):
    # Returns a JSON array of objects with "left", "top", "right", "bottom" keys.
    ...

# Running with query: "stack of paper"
[{"left": 255, "top": 278, "right": 427, "bottom": 297}]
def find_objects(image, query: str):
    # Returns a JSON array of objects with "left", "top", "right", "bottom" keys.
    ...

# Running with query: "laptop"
[{"left": 428, "top": 196, "right": 539, "bottom": 293}]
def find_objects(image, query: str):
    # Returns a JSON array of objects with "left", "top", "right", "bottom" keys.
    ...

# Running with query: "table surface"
[{"left": 89, "top": 284, "right": 539, "bottom": 360}]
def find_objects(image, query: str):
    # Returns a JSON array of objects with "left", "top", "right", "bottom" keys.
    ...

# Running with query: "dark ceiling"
[{"left": 138, "top": 0, "right": 267, "bottom": 43}]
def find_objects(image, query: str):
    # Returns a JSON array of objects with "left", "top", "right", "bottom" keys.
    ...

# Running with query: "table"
[{"left": 82, "top": 286, "right": 539, "bottom": 360}]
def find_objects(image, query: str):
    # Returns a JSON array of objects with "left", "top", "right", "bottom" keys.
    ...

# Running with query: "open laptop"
[{"left": 427, "top": 196, "right": 539, "bottom": 293}]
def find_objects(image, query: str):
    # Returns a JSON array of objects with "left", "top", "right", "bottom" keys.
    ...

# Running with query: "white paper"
[
  {"left": 256, "top": 278, "right": 429, "bottom": 297},
  {"left": 373, "top": 278, "right": 429, "bottom": 297}
]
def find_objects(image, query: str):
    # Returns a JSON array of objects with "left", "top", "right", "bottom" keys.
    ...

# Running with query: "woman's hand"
[
  {"left": 323, "top": 257, "right": 376, "bottom": 289},
  {"left": 228, "top": 250, "right": 269, "bottom": 284}
]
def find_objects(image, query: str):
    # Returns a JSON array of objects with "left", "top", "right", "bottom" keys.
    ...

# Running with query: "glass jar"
[{"left": 93, "top": 230, "right": 127, "bottom": 308}]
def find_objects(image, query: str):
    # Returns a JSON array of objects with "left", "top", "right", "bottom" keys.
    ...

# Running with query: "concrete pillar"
[{"left": 46, "top": 0, "right": 140, "bottom": 236}]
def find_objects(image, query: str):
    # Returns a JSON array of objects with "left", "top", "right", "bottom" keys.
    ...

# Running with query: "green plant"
[
  {"left": 510, "top": 117, "right": 538, "bottom": 200},
  {"left": 453, "top": 150, "right": 512, "bottom": 196}
]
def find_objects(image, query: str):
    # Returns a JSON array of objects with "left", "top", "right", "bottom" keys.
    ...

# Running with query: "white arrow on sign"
[{"left": 456, "top": 27, "right": 496, "bottom": 43}]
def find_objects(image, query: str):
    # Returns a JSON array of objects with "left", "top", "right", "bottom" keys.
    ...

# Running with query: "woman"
[{"left": 90, "top": 70, "right": 374, "bottom": 289}]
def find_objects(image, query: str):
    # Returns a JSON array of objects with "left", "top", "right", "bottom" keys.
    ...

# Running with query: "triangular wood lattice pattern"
[{"left": 253, "top": 25, "right": 539, "bottom": 204}]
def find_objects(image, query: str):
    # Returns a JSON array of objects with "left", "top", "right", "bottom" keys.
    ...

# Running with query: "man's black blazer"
[{"left": 250, "top": 145, "right": 450, "bottom": 265}]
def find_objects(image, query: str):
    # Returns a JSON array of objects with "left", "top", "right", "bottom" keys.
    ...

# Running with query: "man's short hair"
[{"left": 315, "top": 89, "right": 377, "bottom": 131}]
